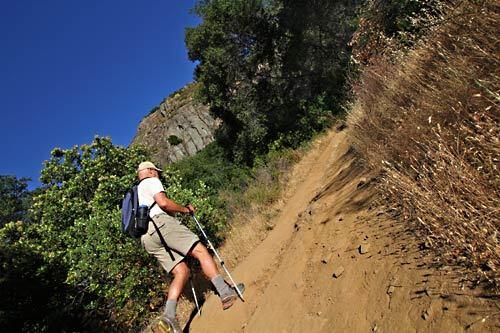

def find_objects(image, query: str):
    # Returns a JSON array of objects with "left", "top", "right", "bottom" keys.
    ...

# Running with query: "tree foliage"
[
  {"left": 1, "top": 137, "right": 225, "bottom": 331},
  {"left": 186, "top": 0, "right": 362, "bottom": 164},
  {"left": 0, "top": 175, "right": 31, "bottom": 227}
]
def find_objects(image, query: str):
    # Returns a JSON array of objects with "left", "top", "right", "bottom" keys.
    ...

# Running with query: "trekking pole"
[
  {"left": 190, "top": 214, "right": 245, "bottom": 301},
  {"left": 189, "top": 277, "right": 201, "bottom": 316}
]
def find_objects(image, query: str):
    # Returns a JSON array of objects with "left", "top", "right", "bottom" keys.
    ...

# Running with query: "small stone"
[
  {"left": 387, "top": 285, "right": 395, "bottom": 294},
  {"left": 424, "top": 238, "right": 433, "bottom": 249},
  {"left": 332, "top": 266, "right": 345, "bottom": 278},
  {"left": 317, "top": 311, "right": 322, "bottom": 316},
  {"left": 422, "top": 310, "right": 430, "bottom": 320},
  {"left": 357, "top": 178, "right": 367, "bottom": 188},
  {"left": 338, "top": 217, "right": 343, "bottom": 221},
  {"left": 359, "top": 244, "right": 370, "bottom": 254},
  {"left": 376, "top": 211, "right": 384, "bottom": 216}
]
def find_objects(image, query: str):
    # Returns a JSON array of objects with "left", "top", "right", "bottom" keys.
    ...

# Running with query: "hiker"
[{"left": 136, "top": 161, "right": 239, "bottom": 332}]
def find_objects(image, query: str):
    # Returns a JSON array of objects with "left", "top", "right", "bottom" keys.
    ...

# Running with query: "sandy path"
[{"left": 188, "top": 129, "right": 498, "bottom": 333}]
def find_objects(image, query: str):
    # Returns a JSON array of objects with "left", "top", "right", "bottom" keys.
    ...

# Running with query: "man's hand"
[{"left": 185, "top": 204, "right": 196, "bottom": 214}]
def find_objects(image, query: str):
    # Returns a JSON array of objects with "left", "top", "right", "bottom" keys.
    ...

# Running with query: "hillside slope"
[{"left": 187, "top": 129, "right": 498, "bottom": 332}]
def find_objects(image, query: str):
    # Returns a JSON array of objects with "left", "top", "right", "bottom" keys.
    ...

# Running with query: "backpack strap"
[
  {"left": 138, "top": 179, "right": 173, "bottom": 259},
  {"left": 151, "top": 219, "right": 175, "bottom": 261},
  {"left": 137, "top": 177, "right": 161, "bottom": 210}
]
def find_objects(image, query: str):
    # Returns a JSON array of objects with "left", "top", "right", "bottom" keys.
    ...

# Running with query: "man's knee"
[
  {"left": 171, "top": 262, "right": 190, "bottom": 278},
  {"left": 190, "top": 242, "right": 209, "bottom": 259}
]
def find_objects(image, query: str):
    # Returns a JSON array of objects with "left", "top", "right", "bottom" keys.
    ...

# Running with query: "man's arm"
[{"left": 153, "top": 192, "right": 194, "bottom": 214}]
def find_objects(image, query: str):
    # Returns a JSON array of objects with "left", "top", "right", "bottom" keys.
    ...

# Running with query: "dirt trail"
[{"left": 189, "top": 129, "right": 498, "bottom": 333}]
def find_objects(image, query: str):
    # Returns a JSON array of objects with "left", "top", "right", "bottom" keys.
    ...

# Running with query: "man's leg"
[
  {"left": 166, "top": 261, "right": 190, "bottom": 310},
  {"left": 189, "top": 242, "right": 218, "bottom": 279},
  {"left": 189, "top": 242, "right": 238, "bottom": 309},
  {"left": 159, "top": 262, "right": 189, "bottom": 333}
]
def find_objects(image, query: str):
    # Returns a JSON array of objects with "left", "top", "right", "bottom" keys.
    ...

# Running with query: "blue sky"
[{"left": 0, "top": 0, "right": 199, "bottom": 189}]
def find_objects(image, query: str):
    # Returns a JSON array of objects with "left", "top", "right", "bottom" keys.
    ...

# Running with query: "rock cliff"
[{"left": 130, "top": 83, "right": 219, "bottom": 166}]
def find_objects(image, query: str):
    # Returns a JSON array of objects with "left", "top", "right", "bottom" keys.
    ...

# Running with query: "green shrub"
[
  {"left": 0, "top": 175, "right": 31, "bottom": 227},
  {"left": 167, "top": 135, "right": 183, "bottom": 146},
  {"left": 1, "top": 137, "right": 225, "bottom": 331},
  {"left": 169, "top": 142, "right": 250, "bottom": 194}
]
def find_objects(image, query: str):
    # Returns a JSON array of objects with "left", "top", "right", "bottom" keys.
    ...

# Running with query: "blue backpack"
[{"left": 121, "top": 180, "right": 156, "bottom": 238}]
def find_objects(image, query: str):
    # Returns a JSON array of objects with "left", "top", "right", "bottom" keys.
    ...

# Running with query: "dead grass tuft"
[{"left": 348, "top": 1, "right": 499, "bottom": 288}]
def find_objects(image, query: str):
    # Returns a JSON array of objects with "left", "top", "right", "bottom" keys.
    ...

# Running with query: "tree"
[
  {"left": 0, "top": 136, "right": 226, "bottom": 331},
  {"left": 0, "top": 175, "right": 31, "bottom": 227},
  {"left": 186, "top": 0, "right": 362, "bottom": 163}
]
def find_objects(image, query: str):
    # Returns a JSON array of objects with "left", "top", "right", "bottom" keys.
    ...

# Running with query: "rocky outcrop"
[{"left": 130, "top": 83, "right": 219, "bottom": 166}]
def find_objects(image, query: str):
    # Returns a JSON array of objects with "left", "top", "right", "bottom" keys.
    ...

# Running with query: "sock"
[
  {"left": 211, "top": 275, "right": 232, "bottom": 298},
  {"left": 163, "top": 299, "right": 177, "bottom": 320}
]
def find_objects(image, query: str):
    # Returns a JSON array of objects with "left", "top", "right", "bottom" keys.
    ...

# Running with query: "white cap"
[{"left": 137, "top": 161, "right": 163, "bottom": 172}]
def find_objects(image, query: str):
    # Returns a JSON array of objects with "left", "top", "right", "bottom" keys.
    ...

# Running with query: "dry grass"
[{"left": 348, "top": 1, "right": 499, "bottom": 287}]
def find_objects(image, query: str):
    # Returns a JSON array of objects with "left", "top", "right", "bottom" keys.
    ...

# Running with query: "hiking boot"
[
  {"left": 158, "top": 316, "right": 182, "bottom": 333},
  {"left": 221, "top": 293, "right": 237, "bottom": 310},
  {"left": 221, "top": 283, "right": 245, "bottom": 310}
]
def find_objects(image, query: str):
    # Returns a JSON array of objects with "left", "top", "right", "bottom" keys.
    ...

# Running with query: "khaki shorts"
[{"left": 140, "top": 213, "right": 199, "bottom": 273}]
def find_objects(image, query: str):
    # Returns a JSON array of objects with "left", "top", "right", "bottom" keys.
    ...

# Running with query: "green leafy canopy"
[{"left": 1, "top": 136, "right": 225, "bottom": 331}]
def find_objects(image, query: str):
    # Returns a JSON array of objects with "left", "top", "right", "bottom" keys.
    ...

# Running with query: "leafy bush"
[
  {"left": 168, "top": 142, "right": 250, "bottom": 194},
  {"left": 0, "top": 176, "right": 31, "bottom": 227},
  {"left": 1, "top": 137, "right": 226, "bottom": 330},
  {"left": 0, "top": 222, "right": 83, "bottom": 332},
  {"left": 167, "top": 135, "right": 183, "bottom": 146}
]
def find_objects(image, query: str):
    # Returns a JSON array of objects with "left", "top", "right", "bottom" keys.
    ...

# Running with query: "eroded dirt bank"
[{"left": 188, "top": 129, "right": 498, "bottom": 333}]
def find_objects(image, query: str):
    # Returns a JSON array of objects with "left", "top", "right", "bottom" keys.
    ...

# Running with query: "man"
[{"left": 136, "top": 161, "right": 240, "bottom": 333}]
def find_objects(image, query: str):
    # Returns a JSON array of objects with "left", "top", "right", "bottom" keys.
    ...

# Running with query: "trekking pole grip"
[{"left": 185, "top": 204, "right": 195, "bottom": 216}]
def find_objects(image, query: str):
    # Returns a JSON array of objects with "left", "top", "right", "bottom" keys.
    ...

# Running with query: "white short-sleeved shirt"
[{"left": 137, "top": 177, "right": 166, "bottom": 218}]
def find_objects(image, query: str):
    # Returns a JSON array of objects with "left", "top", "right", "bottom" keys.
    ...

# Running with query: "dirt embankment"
[{"left": 187, "top": 129, "right": 498, "bottom": 332}]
